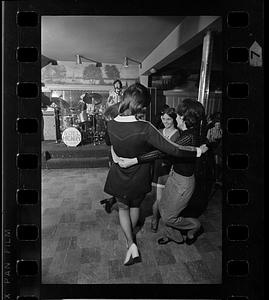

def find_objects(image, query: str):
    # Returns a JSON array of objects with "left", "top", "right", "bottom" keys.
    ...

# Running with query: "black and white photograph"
[
  {"left": 1, "top": 0, "right": 264, "bottom": 299},
  {"left": 40, "top": 15, "right": 223, "bottom": 284}
]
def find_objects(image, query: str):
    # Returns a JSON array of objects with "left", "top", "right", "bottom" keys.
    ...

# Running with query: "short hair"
[
  {"left": 119, "top": 83, "right": 151, "bottom": 116},
  {"left": 161, "top": 107, "right": 178, "bottom": 128},
  {"left": 176, "top": 98, "right": 205, "bottom": 129},
  {"left": 103, "top": 102, "right": 120, "bottom": 120},
  {"left": 113, "top": 79, "right": 122, "bottom": 89}
]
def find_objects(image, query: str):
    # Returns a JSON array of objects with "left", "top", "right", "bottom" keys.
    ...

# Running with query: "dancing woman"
[
  {"left": 115, "top": 98, "right": 206, "bottom": 246},
  {"left": 104, "top": 84, "right": 208, "bottom": 265},
  {"left": 152, "top": 107, "right": 180, "bottom": 204}
]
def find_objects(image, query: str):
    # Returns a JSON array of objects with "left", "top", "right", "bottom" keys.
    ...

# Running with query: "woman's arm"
[
  {"left": 118, "top": 130, "right": 208, "bottom": 168},
  {"left": 118, "top": 150, "right": 165, "bottom": 168},
  {"left": 136, "top": 134, "right": 194, "bottom": 164},
  {"left": 111, "top": 146, "right": 124, "bottom": 164},
  {"left": 146, "top": 123, "right": 205, "bottom": 158}
]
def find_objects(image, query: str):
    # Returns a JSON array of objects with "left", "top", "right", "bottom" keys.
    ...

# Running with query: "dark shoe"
[
  {"left": 179, "top": 229, "right": 189, "bottom": 236},
  {"left": 158, "top": 237, "right": 171, "bottom": 244},
  {"left": 185, "top": 226, "right": 204, "bottom": 245},
  {"left": 100, "top": 197, "right": 116, "bottom": 214},
  {"left": 157, "top": 237, "right": 184, "bottom": 245},
  {"left": 100, "top": 199, "right": 107, "bottom": 205}
]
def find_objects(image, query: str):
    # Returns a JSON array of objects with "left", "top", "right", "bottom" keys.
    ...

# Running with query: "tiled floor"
[{"left": 42, "top": 168, "right": 222, "bottom": 284}]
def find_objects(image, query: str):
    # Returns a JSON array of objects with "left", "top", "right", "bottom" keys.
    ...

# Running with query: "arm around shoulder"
[{"left": 146, "top": 123, "right": 197, "bottom": 157}]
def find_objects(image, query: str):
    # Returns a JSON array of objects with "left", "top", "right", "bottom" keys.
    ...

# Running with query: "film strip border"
[
  {"left": 2, "top": 2, "right": 263, "bottom": 300},
  {"left": 223, "top": 9, "right": 264, "bottom": 300}
]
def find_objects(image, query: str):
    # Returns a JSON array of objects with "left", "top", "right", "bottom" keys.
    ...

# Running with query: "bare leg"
[
  {"left": 152, "top": 200, "right": 160, "bottom": 219},
  {"left": 151, "top": 200, "right": 160, "bottom": 232},
  {"left": 118, "top": 208, "right": 134, "bottom": 248},
  {"left": 156, "top": 185, "right": 164, "bottom": 202},
  {"left": 130, "top": 207, "right": 140, "bottom": 230},
  {"left": 119, "top": 207, "right": 141, "bottom": 265}
]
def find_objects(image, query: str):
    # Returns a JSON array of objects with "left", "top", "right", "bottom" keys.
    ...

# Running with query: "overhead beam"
[{"left": 140, "top": 16, "right": 221, "bottom": 76}]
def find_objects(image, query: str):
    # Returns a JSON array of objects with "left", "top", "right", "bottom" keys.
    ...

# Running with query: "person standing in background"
[
  {"left": 206, "top": 112, "right": 223, "bottom": 184},
  {"left": 78, "top": 94, "right": 88, "bottom": 122},
  {"left": 107, "top": 79, "right": 123, "bottom": 107}
]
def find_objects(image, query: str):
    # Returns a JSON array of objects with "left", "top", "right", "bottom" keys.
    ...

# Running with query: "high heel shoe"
[
  {"left": 125, "top": 235, "right": 137, "bottom": 249},
  {"left": 124, "top": 243, "right": 141, "bottom": 266},
  {"left": 185, "top": 226, "right": 204, "bottom": 245}
]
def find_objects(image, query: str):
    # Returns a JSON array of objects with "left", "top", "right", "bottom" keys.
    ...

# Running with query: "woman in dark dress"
[
  {"left": 104, "top": 84, "right": 208, "bottom": 265},
  {"left": 115, "top": 98, "right": 207, "bottom": 245}
]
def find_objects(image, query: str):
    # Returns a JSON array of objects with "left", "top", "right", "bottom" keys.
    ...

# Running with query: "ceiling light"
[
  {"left": 123, "top": 56, "right": 128, "bottom": 67},
  {"left": 123, "top": 56, "right": 142, "bottom": 68},
  {"left": 76, "top": 54, "right": 82, "bottom": 64},
  {"left": 150, "top": 68, "right": 157, "bottom": 74},
  {"left": 75, "top": 54, "right": 102, "bottom": 67}
]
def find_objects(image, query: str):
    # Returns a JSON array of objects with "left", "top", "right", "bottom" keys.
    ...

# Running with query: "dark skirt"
[{"left": 104, "top": 162, "right": 153, "bottom": 202}]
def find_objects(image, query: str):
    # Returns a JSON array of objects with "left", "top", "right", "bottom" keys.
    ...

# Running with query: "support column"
[{"left": 198, "top": 30, "right": 214, "bottom": 106}]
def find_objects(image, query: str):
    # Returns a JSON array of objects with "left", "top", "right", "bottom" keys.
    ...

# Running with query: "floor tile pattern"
[{"left": 42, "top": 168, "right": 222, "bottom": 284}]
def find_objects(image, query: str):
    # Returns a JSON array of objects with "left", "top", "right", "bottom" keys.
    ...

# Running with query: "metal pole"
[{"left": 198, "top": 30, "right": 214, "bottom": 106}]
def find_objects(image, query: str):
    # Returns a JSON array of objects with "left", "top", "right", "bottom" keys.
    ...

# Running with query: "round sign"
[{"left": 62, "top": 127, "right": 81, "bottom": 147}]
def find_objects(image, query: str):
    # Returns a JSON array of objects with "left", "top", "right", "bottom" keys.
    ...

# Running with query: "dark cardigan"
[
  {"left": 104, "top": 118, "right": 198, "bottom": 200},
  {"left": 137, "top": 127, "right": 201, "bottom": 177}
]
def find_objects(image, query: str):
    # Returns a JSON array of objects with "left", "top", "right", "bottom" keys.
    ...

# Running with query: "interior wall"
[{"left": 42, "top": 61, "right": 139, "bottom": 87}]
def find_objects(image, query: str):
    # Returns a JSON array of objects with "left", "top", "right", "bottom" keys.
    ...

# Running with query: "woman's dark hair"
[
  {"left": 103, "top": 102, "right": 120, "bottom": 120},
  {"left": 176, "top": 98, "right": 207, "bottom": 143},
  {"left": 119, "top": 83, "right": 151, "bottom": 116},
  {"left": 161, "top": 107, "right": 178, "bottom": 128},
  {"left": 160, "top": 104, "right": 170, "bottom": 114},
  {"left": 176, "top": 98, "right": 205, "bottom": 129},
  {"left": 113, "top": 79, "right": 123, "bottom": 89}
]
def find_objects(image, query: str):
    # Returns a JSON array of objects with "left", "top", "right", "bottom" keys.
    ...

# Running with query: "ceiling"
[
  {"left": 41, "top": 16, "right": 185, "bottom": 64},
  {"left": 155, "top": 31, "right": 223, "bottom": 76}
]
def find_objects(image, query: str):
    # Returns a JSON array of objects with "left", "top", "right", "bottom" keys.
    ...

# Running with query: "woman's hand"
[
  {"left": 118, "top": 157, "right": 138, "bottom": 168},
  {"left": 111, "top": 146, "right": 121, "bottom": 163},
  {"left": 111, "top": 146, "right": 138, "bottom": 168},
  {"left": 200, "top": 144, "right": 208, "bottom": 154}
]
